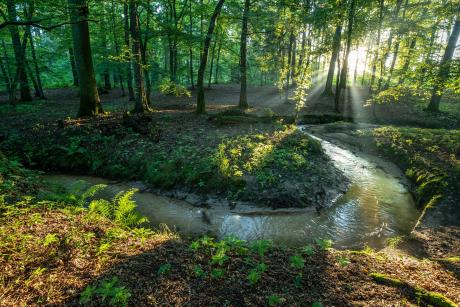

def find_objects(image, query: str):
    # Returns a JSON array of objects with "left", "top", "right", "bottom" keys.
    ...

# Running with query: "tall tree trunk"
[
  {"left": 196, "top": 0, "right": 225, "bottom": 114},
  {"left": 123, "top": 3, "right": 135, "bottom": 101},
  {"left": 383, "top": 0, "right": 408, "bottom": 90},
  {"left": 238, "top": 0, "right": 250, "bottom": 109},
  {"left": 353, "top": 47, "right": 359, "bottom": 85},
  {"left": 140, "top": 9, "right": 152, "bottom": 105},
  {"left": 188, "top": 0, "right": 194, "bottom": 89},
  {"left": 215, "top": 36, "right": 222, "bottom": 84},
  {"left": 68, "top": 47, "right": 79, "bottom": 86},
  {"left": 129, "top": 0, "right": 150, "bottom": 113},
  {"left": 377, "top": 0, "right": 403, "bottom": 90},
  {"left": 334, "top": 52, "right": 342, "bottom": 112},
  {"left": 68, "top": 0, "right": 103, "bottom": 117},
  {"left": 7, "top": 0, "right": 32, "bottom": 102},
  {"left": 336, "top": 0, "right": 356, "bottom": 106},
  {"left": 323, "top": 25, "right": 342, "bottom": 95},
  {"left": 208, "top": 30, "right": 218, "bottom": 88},
  {"left": 25, "top": 60, "right": 39, "bottom": 97},
  {"left": 297, "top": 27, "right": 307, "bottom": 75},
  {"left": 369, "top": 0, "right": 384, "bottom": 92},
  {"left": 1, "top": 39, "right": 15, "bottom": 102},
  {"left": 284, "top": 31, "right": 294, "bottom": 102},
  {"left": 361, "top": 38, "right": 371, "bottom": 85},
  {"left": 110, "top": 0, "right": 125, "bottom": 96},
  {"left": 427, "top": 13, "right": 460, "bottom": 112},
  {"left": 26, "top": 23, "right": 45, "bottom": 98},
  {"left": 383, "top": 40, "right": 400, "bottom": 90}
]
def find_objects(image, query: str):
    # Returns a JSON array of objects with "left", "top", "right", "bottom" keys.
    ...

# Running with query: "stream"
[{"left": 44, "top": 131, "right": 420, "bottom": 250}]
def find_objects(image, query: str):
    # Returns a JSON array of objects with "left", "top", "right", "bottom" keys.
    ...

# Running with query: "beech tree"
[
  {"left": 68, "top": 0, "right": 103, "bottom": 117},
  {"left": 196, "top": 0, "right": 225, "bottom": 114},
  {"left": 238, "top": 0, "right": 250, "bottom": 109}
]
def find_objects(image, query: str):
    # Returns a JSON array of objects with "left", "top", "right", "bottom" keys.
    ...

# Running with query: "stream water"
[{"left": 44, "top": 132, "right": 420, "bottom": 249}]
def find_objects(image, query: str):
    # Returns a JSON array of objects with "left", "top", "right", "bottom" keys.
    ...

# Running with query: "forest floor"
[
  {"left": 0, "top": 156, "right": 459, "bottom": 306},
  {"left": 0, "top": 84, "right": 459, "bottom": 306}
]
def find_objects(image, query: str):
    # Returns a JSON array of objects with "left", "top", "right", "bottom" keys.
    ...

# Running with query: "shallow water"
[{"left": 45, "top": 133, "right": 419, "bottom": 249}]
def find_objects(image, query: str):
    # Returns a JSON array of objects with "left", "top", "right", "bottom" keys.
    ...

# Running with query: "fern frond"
[
  {"left": 79, "top": 184, "right": 107, "bottom": 207},
  {"left": 88, "top": 199, "right": 112, "bottom": 219}
]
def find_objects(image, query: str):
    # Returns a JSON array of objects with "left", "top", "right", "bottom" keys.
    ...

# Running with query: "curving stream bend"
[{"left": 45, "top": 131, "right": 420, "bottom": 249}]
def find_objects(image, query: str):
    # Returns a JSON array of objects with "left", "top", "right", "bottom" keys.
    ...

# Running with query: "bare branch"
[{"left": 0, "top": 19, "right": 98, "bottom": 31}]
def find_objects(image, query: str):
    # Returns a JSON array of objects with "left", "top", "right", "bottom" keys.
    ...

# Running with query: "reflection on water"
[{"left": 45, "top": 134, "right": 419, "bottom": 249}]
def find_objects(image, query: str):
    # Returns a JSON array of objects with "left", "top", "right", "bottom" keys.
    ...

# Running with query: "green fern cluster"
[{"left": 88, "top": 188, "right": 148, "bottom": 228}]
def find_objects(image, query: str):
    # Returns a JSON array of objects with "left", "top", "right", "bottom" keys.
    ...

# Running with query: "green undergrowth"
[
  {"left": 0, "top": 100, "right": 46, "bottom": 116},
  {"left": 0, "top": 156, "right": 458, "bottom": 306},
  {"left": 371, "top": 126, "right": 459, "bottom": 214},
  {"left": 2, "top": 120, "right": 330, "bottom": 206}
]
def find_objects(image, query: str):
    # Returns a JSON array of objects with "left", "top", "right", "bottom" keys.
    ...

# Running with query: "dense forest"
[{"left": 0, "top": 0, "right": 459, "bottom": 306}]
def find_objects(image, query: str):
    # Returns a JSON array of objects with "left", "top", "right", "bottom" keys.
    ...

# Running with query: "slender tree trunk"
[
  {"left": 196, "top": 0, "right": 225, "bottom": 114},
  {"left": 68, "top": 47, "right": 79, "bottom": 86},
  {"left": 215, "top": 36, "right": 222, "bottom": 84},
  {"left": 7, "top": 0, "right": 32, "bottom": 102},
  {"left": 129, "top": 0, "right": 150, "bottom": 113},
  {"left": 353, "top": 47, "right": 359, "bottom": 85},
  {"left": 68, "top": 0, "right": 103, "bottom": 117},
  {"left": 377, "top": 0, "right": 403, "bottom": 91},
  {"left": 123, "top": 3, "right": 135, "bottom": 101},
  {"left": 110, "top": 0, "right": 125, "bottom": 96},
  {"left": 25, "top": 60, "right": 39, "bottom": 97},
  {"left": 208, "top": 31, "right": 218, "bottom": 88},
  {"left": 140, "top": 10, "right": 152, "bottom": 105},
  {"left": 337, "top": 0, "right": 356, "bottom": 106},
  {"left": 26, "top": 26, "right": 45, "bottom": 98},
  {"left": 370, "top": 0, "right": 384, "bottom": 92},
  {"left": 284, "top": 31, "right": 294, "bottom": 102},
  {"left": 323, "top": 25, "right": 342, "bottom": 95},
  {"left": 361, "top": 38, "right": 371, "bottom": 85},
  {"left": 239, "top": 0, "right": 250, "bottom": 109},
  {"left": 427, "top": 14, "right": 460, "bottom": 112},
  {"left": 334, "top": 52, "right": 342, "bottom": 112},
  {"left": 0, "top": 52, "right": 11, "bottom": 95},
  {"left": 188, "top": 0, "right": 194, "bottom": 89},
  {"left": 383, "top": 40, "right": 400, "bottom": 90},
  {"left": 1, "top": 39, "right": 15, "bottom": 102},
  {"left": 298, "top": 27, "right": 307, "bottom": 75}
]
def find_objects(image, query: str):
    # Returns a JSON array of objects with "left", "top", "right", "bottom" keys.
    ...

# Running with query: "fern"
[
  {"left": 89, "top": 199, "right": 112, "bottom": 218},
  {"left": 88, "top": 189, "right": 148, "bottom": 228}
]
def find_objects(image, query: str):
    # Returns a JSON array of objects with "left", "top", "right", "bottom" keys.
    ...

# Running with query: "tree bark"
[
  {"left": 323, "top": 25, "right": 342, "bottom": 95},
  {"left": 369, "top": 0, "right": 384, "bottom": 92},
  {"left": 427, "top": 13, "right": 460, "bottom": 112},
  {"left": 238, "top": 0, "right": 250, "bottom": 109},
  {"left": 7, "top": 0, "right": 32, "bottom": 102},
  {"left": 196, "top": 0, "right": 225, "bottom": 114},
  {"left": 1, "top": 39, "right": 15, "bottom": 102},
  {"left": 129, "top": 0, "right": 150, "bottom": 113},
  {"left": 123, "top": 3, "right": 135, "bottom": 101},
  {"left": 110, "top": 0, "right": 125, "bottom": 96},
  {"left": 208, "top": 30, "right": 218, "bottom": 88},
  {"left": 215, "top": 36, "right": 222, "bottom": 84},
  {"left": 68, "top": 0, "right": 103, "bottom": 117},
  {"left": 188, "top": 0, "right": 195, "bottom": 89},
  {"left": 336, "top": 0, "right": 356, "bottom": 106},
  {"left": 68, "top": 47, "right": 79, "bottom": 86},
  {"left": 26, "top": 20, "right": 45, "bottom": 98}
]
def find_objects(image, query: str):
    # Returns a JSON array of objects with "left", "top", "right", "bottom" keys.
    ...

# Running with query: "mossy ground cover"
[
  {"left": 369, "top": 126, "right": 460, "bottom": 224},
  {"left": 1, "top": 157, "right": 459, "bottom": 306}
]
